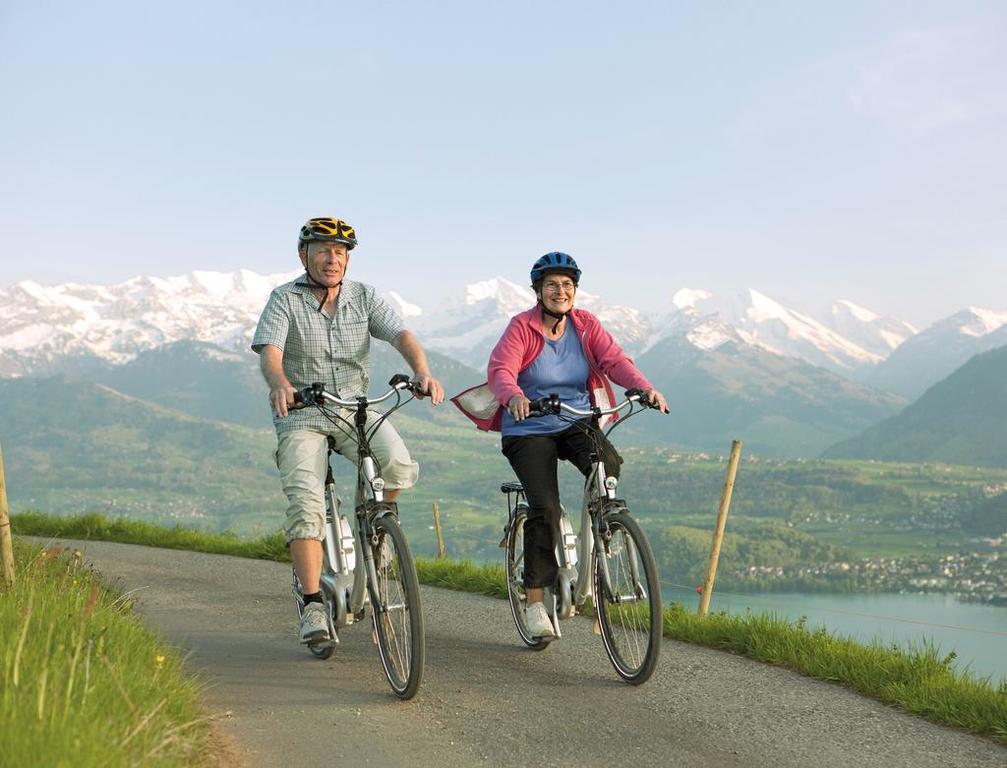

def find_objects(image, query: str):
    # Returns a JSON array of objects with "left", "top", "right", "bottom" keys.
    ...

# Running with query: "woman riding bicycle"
[{"left": 455, "top": 252, "right": 668, "bottom": 638}]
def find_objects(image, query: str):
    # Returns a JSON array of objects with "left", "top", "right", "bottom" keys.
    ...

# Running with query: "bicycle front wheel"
[
  {"left": 504, "top": 507, "right": 550, "bottom": 650},
  {"left": 593, "top": 511, "right": 662, "bottom": 684},
  {"left": 369, "top": 513, "right": 425, "bottom": 699}
]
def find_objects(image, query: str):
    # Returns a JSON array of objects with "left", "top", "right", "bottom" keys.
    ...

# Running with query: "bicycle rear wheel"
[
  {"left": 369, "top": 512, "right": 425, "bottom": 699},
  {"left": 593, "top": 511, "right": 662, "bottom": 684},
  {"left": 505, "top": 507, "right": 550, "bottom": 650}
]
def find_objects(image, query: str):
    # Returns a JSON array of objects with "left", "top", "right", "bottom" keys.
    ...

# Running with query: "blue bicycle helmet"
[{"left": 530, "top": 252, "right": 581, "bottom": 285}]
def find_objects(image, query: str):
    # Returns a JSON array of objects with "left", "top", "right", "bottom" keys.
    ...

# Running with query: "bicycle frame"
[
  {"left": 505, "top": 393, "right": 651, "bottom": 634},
  {"left": 293, "top": 380, "right": 412, "bottom": 639}
]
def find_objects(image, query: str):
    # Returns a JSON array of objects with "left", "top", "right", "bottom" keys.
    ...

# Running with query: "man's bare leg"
[{"left": 290, "top": 538, "right": 323, "bottom": 593}]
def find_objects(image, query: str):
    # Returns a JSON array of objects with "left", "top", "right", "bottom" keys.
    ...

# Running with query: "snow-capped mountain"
[
  {"left": 5, "top": 269, "right": 1001, "bottom": 400},
  {"left": 865, "top": 307, "right": 1007, "bottom": 398},
  {"left": 385, "top": 290, "right": 423, "bottom": 319},
  {"left": 0, "top": 270, "right": 904, "bottom": 378},
  {"left": 0, "top": 270, "right": 298, "bottom": 375},
  {"left": 642, "top": 292, "right": 745, "bottom": 354},
  {"left": 827, "top": 300, "right": 918, "bottom": 358},
  {"left": 0, "top": 269, "right": 433, "bottom": 376},
  {"left": 659, "top": 288, "right": 890, "bottom": 374},
  {"left": 419, "top": 277, "right": 533, "bottom": 366}
]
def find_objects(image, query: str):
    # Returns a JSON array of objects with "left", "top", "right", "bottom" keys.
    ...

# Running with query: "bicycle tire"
[
  {"left": 369, "top": 512, "right": 425, "bottom": 699},
  {"left": 593, "top": 510, "right": 662, "bottom": 684},
  {"left": 504, "top": 507, "right": 551, "bottom": 650}
]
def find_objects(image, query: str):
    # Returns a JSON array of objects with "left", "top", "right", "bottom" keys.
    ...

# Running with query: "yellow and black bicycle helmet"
[{"left": 298, "top": 217, "right": 357, "bottom": 250}]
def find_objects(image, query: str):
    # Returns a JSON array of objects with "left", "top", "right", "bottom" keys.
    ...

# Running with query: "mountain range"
[
  {"left": 864, "top": 308, "right": 1007, "bottom": 399},
  {"left": 1, "top": 269, "right": 1005, "bottom": 458},
  {"left": 3, "top": 269, "right": 1004, "bottom": 378}
]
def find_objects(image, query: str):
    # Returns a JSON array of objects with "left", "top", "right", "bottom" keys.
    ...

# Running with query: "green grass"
[
  {"left": 12, "top": 511, "right": 290, "bottom": 562},
  {"left": 416, "top": 557, "right": 508, "bottom": 599},
  {"left": 13, "top": 512, "right": 1007, "bottom": 746},
  {"left": 0, "top": 538, "right": 220, "bottom": 767}
]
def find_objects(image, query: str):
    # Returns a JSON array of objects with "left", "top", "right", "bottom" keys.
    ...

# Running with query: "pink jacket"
[{"left": 452, "top": 306, "right": 653, "bottom": 432}]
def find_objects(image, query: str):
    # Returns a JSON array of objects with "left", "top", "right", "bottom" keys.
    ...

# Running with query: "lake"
[{"left": 662, "top": 585, "right": 1007, "bottom": 684}]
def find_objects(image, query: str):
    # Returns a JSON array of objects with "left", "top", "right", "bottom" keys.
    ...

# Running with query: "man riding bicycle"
[{"left": 252, "top": 216, "right": 444, "bottom": 647}]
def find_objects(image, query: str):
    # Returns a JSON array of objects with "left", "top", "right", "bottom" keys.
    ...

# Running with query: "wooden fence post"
[
  {"left": 0, "top": 444, "right": 15, "bottom": 589},
  {"left": 432, "top": 502, "right": 446, "bottom": 559},
  {"left": 698, "top": 440, "right": 742, "bottom": 616}
]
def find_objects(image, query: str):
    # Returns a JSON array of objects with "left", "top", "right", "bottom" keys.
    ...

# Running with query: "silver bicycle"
[
  {"left": 501, "top": 390, "right": 663, "bottom": 685},
  {"left": 289, "top": 375, "right": 424, "bottom": 700}
]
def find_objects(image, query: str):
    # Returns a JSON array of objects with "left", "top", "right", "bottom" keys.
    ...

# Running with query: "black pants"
[{"left": 501, "top": 422, "right": 620, "bottom": 589}]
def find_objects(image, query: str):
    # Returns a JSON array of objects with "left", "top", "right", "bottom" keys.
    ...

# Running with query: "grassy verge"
[
  {"left": 12, "top": 510, "right": 289, "bottom": 562},
  {"left": 662, "top": 604, "right": 1007, "bottom": 742},
  {"left": 0, "top": 537, "right": 220, "bottom": 767},
  {"left": 13, "top": 512, "right": 1007, "bottom": 746}
]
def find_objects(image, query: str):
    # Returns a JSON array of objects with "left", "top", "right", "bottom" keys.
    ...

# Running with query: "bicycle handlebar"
[
  {"left": 290, "top": 374, "right": 424, "bottom": 411},
  {"left": 527, "top": 388, "right": 664, "bottom": 418}
]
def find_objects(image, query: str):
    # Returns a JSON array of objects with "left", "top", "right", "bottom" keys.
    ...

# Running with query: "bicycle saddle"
[{"left": 500, "top": 481, "right": 524, "bottom": 494}]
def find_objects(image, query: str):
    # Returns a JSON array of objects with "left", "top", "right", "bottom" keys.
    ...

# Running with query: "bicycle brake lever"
[
  {"left": 625, "top": 388, "right": 664, "bottom": 411},
  {"left": 290, "top": 382, "right": 326, "bottom": 410},
  {"left": 388, "top": 373, "right": 411, "bottom": 389},
  {"left": 527, "top": 394, "right": 559, "bottom": 415}
]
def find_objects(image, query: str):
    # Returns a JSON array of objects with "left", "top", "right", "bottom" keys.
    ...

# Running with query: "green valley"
[{"left": 3, "top": 374, "right": 1005, "bottom": 603}]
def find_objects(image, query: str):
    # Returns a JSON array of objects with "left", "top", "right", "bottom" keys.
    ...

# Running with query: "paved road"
[{"left": 37, "top": 538, "right": 1007, "bottom": 768}]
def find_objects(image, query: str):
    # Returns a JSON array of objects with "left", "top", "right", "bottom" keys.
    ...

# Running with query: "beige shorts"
[{"left": 275, "top": 412, "right": 418, "bottom": 543}]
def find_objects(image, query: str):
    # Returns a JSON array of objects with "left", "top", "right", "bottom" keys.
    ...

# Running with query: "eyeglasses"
[{"left": 542, "top": 280, "right": 576, "bottom": 293}]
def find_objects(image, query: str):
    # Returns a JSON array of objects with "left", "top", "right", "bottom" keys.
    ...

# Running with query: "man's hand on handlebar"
[
  {"left": 270, "top": 384, "right": 298, "bottom": 418},
  {"left": 411, "top": 373, "right": 445, "bottom": 405}
]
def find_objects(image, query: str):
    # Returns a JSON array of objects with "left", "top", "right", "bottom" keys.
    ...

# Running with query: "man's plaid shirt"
[{"left": 251, "top": 274, "right": 405, "bottom": 434}]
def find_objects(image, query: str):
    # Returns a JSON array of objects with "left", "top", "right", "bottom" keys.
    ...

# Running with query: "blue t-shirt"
[{"left": 501, "top": 326, "right": 592, "bottom": 436}]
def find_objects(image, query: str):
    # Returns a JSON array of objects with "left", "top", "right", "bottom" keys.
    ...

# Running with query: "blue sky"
[{"left": 1, "top": 1, "right": 1004, "bottom": 326}]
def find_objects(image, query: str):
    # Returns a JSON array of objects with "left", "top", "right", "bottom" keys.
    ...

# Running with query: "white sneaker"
[
  {"left": 299, "top": 602, "right": 330, "bottom": 644},
  {"left": 524, "top": 602, "right": 556, "bottom": 638}
]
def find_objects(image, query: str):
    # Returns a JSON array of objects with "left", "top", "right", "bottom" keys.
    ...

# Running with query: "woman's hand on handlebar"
[
  {"left": 507, "top": 394, "right": 531, "bottom": 421},
  {"left": 270, "top": 384, "right": 298, "bottom": 418},
  {"left": 641, "top": 388, "right": 669, "bottom": 414}
]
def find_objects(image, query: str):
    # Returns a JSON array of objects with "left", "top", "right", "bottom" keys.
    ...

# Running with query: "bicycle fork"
[
  {"left": 354, "top": 454, "right": 404, "bottom": 641},
  {"left": 589, "top": 499, "right": 649, "bottom": 609},
  {"left": 573, "top": 462, "right": 644, "bottom": 611}
]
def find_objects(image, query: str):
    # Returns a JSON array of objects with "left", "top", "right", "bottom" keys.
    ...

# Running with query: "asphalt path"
[{"left": 33, "top": 538, "right": 1007, "bottom": 768}]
